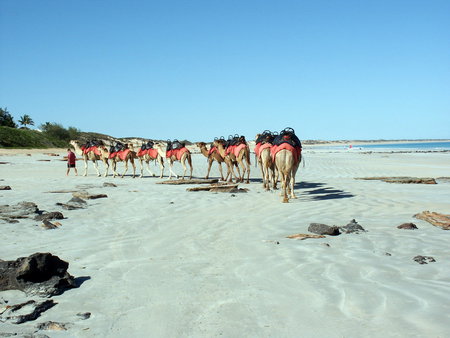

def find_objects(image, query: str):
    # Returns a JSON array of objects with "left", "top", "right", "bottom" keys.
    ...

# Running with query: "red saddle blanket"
[
  {"left": 208, "top": 146, "right": 218, "bottom": 155},
  {"left": 109, "top": 149, "right": 131, "bottom": 160},
  {"left": 82, "top": 146, "right": 101, "bottom": 156},
  {"left": 167, "top": 147, "right": 189, "bottom": 160},
  {"left": 226, "top": 143, "right": 247, "bottom": 157},
  {"left": 271, "top": 143, "right": 302, "bottom": 163},
  {"left": 254, "top": 143, "right": 272, "bottom": 158},
  {"left": 137, "top": 148, "right": 158, "bottom": 158}
]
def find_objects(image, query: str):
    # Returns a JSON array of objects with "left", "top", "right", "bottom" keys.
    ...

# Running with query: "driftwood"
[
  {"left": 157, "top": 179, "right": 219, "bottom": 185},
  {"left": 187, "top": 183, "right": 248, "bottom": 193},
  {"left": 0, "top": 185, "right": 11, "bottom": 190},
  {"left": 286, "top": 234, "right": 326, "bottom": 240},
  {"left": 414, "top": 211, "right": 450, "bottom": 230},
  {"left": 72, "top": 191, "right": 107, "bottom": 199},
  {"left": 46, "top": 190, "right": 78, "bottom": 193},
  {"left": 356, "top": 177, "right": 437, "bottom": 184}
]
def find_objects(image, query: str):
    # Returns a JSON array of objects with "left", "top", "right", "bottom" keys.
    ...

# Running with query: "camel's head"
[
  {"left": 196, "top": 142, "right": 206, "bottom": 148},
  {"left": 152, "top": 141, "right": 164, "bottom": 150}
]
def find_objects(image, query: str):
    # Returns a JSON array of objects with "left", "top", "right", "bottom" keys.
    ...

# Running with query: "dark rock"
[
  {"left": 0, "top": 202, "right": 40, "bottom": 218},
  {"left": 413, "top": 255, "right": 436, "bottom": 264},
  {"left": 0, "top": 253, "right": 76, "bottom": 297},
  {"left": 76, "top": 312, "right": 91, "bottom": 320},
  {"left": 34, "top": 212, "right": 64, "bottom": 221},
  {"left": 0, "top": 202, "right": 40, "bottom": 223},
  {"left": 397, "top": 223, "right": 418, "bottom": 230},
  {"left": 56, "top": 203, "right": 84, "bottom": 210},
  {"left": 37, "top": 321, "right": 69, "bottom": 331},
  {"left": 356, "top": 177, "right": 437, "bottom": 184},
  {"left": 103, "top": 182, "right": 117, "bottom": 187},
  {"left": 0, "top": 299, "right": 56, "bottom": 324},
  {"left": 308, "top": 223, "right": 340, "bottom": 236},
  {"left": 414, "top": 211, "right": 450, "bottom": 230},
  {"left": 72, "top": 191, "right": 107, "bottom": 199},
  {"left": 0, "top": 186, "right": 11, "bottom": 190},
  {"left": 340, "top": 219, "right": 367, "bottom": 233},
  {"left": 40, "top": 220, "right": 60, "bottom": 230},
  {"left": 56, "top": 196, "right": 87, "bottom": 210}
]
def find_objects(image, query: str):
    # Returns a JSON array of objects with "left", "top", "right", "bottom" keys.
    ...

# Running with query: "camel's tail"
[{"left": 246, "top": 147, "right": 251, "bottom": 166}]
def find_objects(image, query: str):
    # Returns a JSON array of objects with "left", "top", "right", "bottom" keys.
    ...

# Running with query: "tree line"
[{"left": 0, "top": 107, "right": 81, "bottom": 147}]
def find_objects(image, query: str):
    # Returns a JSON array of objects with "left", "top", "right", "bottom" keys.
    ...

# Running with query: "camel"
[
  {"left": 98, "top": 143, "right": 137, "bottom": 178},
  {"left": 136, "top": 147, "right": 164, "bottom": 178},
  {"left": 153, "top": 142, "right": 193, "bottom": 180},
  {"left": 274, "top": 149, "right": 301, "bottom": 203},
  {"left": 196, "top": 142, "right": 226, "bottom": 180},
  {"left": 70, "top": 140, "right": 110, "bottom": 177},
  {"left": 213, "top": 138, "right": 251, "bottom": 183},
  {"left": 254, "top": 136, "right": 277, "bottom": 191}
]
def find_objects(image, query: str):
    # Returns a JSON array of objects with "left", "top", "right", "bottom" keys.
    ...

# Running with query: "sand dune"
[{"left": 1, "top": 148, "right": 449, "bottom": 337}]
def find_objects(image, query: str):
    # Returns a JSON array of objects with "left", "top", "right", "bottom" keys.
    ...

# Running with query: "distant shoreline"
[
  {"left": 1, "top": 139, "right": 450, "bottom": 156},
  {"left": 304, "top": 139, "right": 450, "bottom": 146}
]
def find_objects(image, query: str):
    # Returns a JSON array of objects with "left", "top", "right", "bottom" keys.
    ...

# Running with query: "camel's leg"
[
  {"left": 146, "top": 160, "right": 155, "bottom": 177},
  {"left": 188, "top": 155, "right": 193, "bottom": 179},
  {"left": 233, "top": 162, "right": 241, "bottom": 183},
  {"left": 290, "top": 160, "right": 300, "bottom": 199},
  {"left": 205, "top": 158, "right": 213, "bottom": 179},
  {"left": 281, "top": 172, "right": 289, "bottom": 203},
  {"left": 121, "top": 160, "right": 128, "bottom": 178},
  {"left": 218, "top": 162, "right": 224, "bottom": 181},
  {"left": 158, "top": 156, "right": 164, "bottom": 178},
  {"left": 181, "top": 158, "right": 187, "bottom": 180},
  {"left": 131, "top": 158, "right": 136, "bottom": 178},
  {"left": 102, "top": 159, "right": 109, "bottom": 177},
  {"left": 168, "top": 160, "right": 177, "bottom": 179},
  {"left": 224, "top": 159, "right": 233, "bottom": 182},
  {"left": 245, "top": 158, "right": 251, "bottom": 184},
  {"left": 139, "top": 158, "right": 144, "bottom": 178},
  {"left": 237, "top": 160, "right": 245, "bottom": 183},
  {"left": 270, "top": 165, "right": 276, "bottom": 190},
  {"left": 112, "top": 161, "right": 119, "bottom": 178},
  {"left": 92, "top": 160, "right": 101, "bottom": 177},
  {"left": 83, "top": 158, "right": 88, "bottom": 176},
  {"left": 258, "top": 158, "right": 265, "bottom": 188},
  {"left": 262, "top": 164, "right": 269, "bottom": 191}
]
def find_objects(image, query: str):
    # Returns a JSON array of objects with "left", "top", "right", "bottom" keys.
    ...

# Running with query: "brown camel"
[
  {"left": 274, "top": 149, "right": 301, "bottom": 203},
  {"left": 213, "top": 139, "right": 251, "bottom": 183},
  {"left": 254, "top": 140, "right": 276, "bottom": 191},
  {"left": 196, "top": 142, "right": 226, "bottom": 180},
  {"left": 212, "top": 139, "right": 238, "bottom": 182},
  {"left": 70, "top": 140, "right": 110, "bottom": 177},
  {"left": 136, "top": 148, "right": 164, "bottom": 178},
  {"left": 98, "top": 144, "right": 137, "bottom": 178},
  {"left": 153, "top": 142, "right": 193, "bottom": 180}
]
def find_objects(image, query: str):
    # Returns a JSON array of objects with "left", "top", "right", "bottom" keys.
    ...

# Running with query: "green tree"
[
  {"left": 0, "top": 107, "right": 17, "bottom": 128},
  {"left": 39, "top": 122, "right": 70, "bottom": 141},
  {"left": 18, "top": 114, "right": 35, "bottom": 128}
]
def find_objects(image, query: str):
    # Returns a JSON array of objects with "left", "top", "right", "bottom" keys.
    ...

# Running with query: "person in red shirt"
[{"left": 66, "top": 148, "right": 78, "bottom": 176}]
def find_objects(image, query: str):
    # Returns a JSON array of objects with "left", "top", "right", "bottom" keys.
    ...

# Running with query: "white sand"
[{"left": 1, "top": 148, "right": 450, "bottom": 337}]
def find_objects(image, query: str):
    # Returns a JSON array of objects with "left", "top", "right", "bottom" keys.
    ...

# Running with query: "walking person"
[{"left": 66, "top": 148, "right": 78, "bottom": 176}]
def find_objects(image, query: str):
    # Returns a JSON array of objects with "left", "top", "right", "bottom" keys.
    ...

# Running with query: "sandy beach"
[{"left": 1, "top": 147, "right": 450, "bottom": 337}]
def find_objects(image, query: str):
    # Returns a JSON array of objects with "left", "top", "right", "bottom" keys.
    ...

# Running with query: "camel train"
[{"left": 70, "top": 127, "right": 302, "bottom": 202}]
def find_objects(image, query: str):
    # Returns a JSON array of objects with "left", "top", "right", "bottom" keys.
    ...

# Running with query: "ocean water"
[
  {"left": 314, "top": 141, "right": 450, "bottom": 151},
  {"left": 352, "top": 141, "right": 450, "bottom": 151}
]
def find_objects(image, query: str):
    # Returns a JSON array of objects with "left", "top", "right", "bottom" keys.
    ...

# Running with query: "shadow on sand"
[{"left": 296, "top": 181, "right": 354, "bottom": 201}]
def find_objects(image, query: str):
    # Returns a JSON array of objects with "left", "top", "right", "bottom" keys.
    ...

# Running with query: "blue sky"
[{"left": 1, "top": 0, "right": 449, "bottom": 141}]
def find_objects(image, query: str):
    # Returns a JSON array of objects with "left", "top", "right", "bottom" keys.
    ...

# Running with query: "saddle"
[
  {"left": 140, "top": 140, "right": 154, "bottom": 151},
  {"left": 272, "top": 127, "right": 302, "bottom": 148},
  {"left": 110, "top": 142, "right": 126, "bottom": 154}
]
